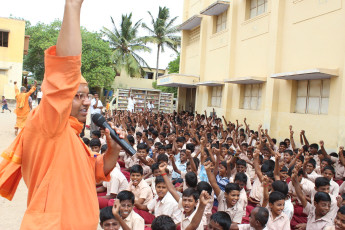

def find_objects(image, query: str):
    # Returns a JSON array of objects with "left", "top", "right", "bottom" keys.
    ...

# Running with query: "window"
[
  {"left": 242, "top": 84, "right": 262, "bottom": 110},
  {"left": 0, "top": 31, "right": 9, "bottom": 47},
  {"left": 249, "top": 0, "right": 268, "bottom": 19},
  {"left": 216, "top": 11, "right": 227, "bottom": 33},
  {"left": 295, "top": 79, "right": 330, "bottom": 115},
  {"left": 210, "top": 86, "right": 222, "bottom": 107}
]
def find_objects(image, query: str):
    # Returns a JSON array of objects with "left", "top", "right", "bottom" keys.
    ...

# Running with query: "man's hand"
[{"left": 319, "top": 140, "right": 324, "bottom": 148}]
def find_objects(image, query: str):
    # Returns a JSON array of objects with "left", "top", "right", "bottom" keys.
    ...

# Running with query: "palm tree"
[
  {"left": 102, "top": 14, "right": 151, "bottom": 78},
  {"left": 142, "top": 7, "right": 181, "bottom": 80}
]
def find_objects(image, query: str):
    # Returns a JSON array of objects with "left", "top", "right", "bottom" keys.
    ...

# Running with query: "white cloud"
[{"left": 0, "top": 0, "right": 184, "bottom": 69}]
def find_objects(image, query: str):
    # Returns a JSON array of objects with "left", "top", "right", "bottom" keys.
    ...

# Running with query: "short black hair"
[
  {"left": 272, "top": 180, "right": 288, "bottom": 196},
  {"left": 309, "top": 143, "right": 319, "bottom": 150},
  {"left": 101, "top": 144, "right": 108, "bottom": 153},
  {"left": 90, "top": 138, "right": 101, "bottom": 147},
  {"left": 255, "top": 207, "right": 269, "bottom": 227},
  {"left": 323, "top": 165, "right": 335, "bottom": 175},
  {"left": 151, "top": 162, "right": 159, "bottom": 172},
  {"left": 158, "top": 145, "right": 166, "bottom": 150},
  {"left": 82, "top": 137, "right": 90, "bottom": 146},
  {"left": 182, "top": 188, "right": 199, "bottom": 201},
  {"left": 225, "top": 183, "right": 240, "bottom": 194},
  {"left": 315, "top": 177, "right": 330, "bottom": 188},
  {"left": 127, "top": 135, "right": 135, "bottom": 144},
  {"left": 151, "top": 215, "right": 176, "bottom": 230},
  {"left": 92, "top": 130, "right": 101, "bottom": 138},
  {"left": 185, "top": 172, "right": 198, "bottom": 188},
  {"left": 155, "top": 176, "right": 165, "bottom": 185},
  {"left": 152, "top": 130, "right": 159, "bottom": 137},
  {"left": 269, "top": 191, "right": 285, "bottom": 204},
  {"left": 314, "top": 191, "right": 331, "bottom": 203},
  {"left": 197, "top": 181, "right": 213, "bottom": 196},
  {"left": 321, "top": 158, "right": 333, "bottom": 166},
  {"left": 307, "top": 158, "right": 316, "bottom": 168},
  {"left": 137, "top": 143, "right": 149, "bottom": 152},
  {"left": 117, "top": 190, "right": 135, "bottom": 204},
  {"left": 234, "top": 172, "right": 248, "bottom": 184},
  {"left": 130, "top": 164, "right": 143, "bottom": 175},
  {"left": 186, "top": 143, "right": 195, "bottom": 153},
  {"left": 339, "top": 205, "right": 345, "bottom": 214},
  {"left": 284, "top": 150, "right": 293, "bottom": 156},
  {"left": 176, "top": 136, "right": 186, "bottom": 143},
  {"left": 100, "top": 206, "right": 116, "bottom": 225},
  {"left": 210, "top": 211, "right": 231, "bottom": 230},
  {"left": 236, "top": 159, "right": 247, "bottom": 167},
  {"left": 157, "top": 154, "right": 169, "bottom": 163}
]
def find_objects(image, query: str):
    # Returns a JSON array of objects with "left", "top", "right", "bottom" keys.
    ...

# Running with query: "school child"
[
  {"left": 292, "top": 168, "right": 334, "bottom": 229},
  {"left": 125, "top": 143, "right": 152, "bottom": 175},
  {"left": 204, "top": 160, "right": 245, "bottom": 224},
  {"left": 99, "top": 206, "right": 120, "bottom": 230},
  {"left": 82, "top": 137, "right": 90, "bottom": 147},
  {"left": 127, "top": 165, "right": 153, "bottom": 223},
  {"left": 230, "top": 159, "right": 252, "bottom": 192},
  {"left": 97, "top": 166, "right": 129, "bottom": 209},
  {"left": 306, "top": 165, "right": 340, "bottom": 197},
  {"left": 1, "top": 96, "right": 11, "bottom": 113},
  {"left": 171, "top": 149, "right": 188, "bottom": 181},
  {"left": 111, "top": 191, "right": 145, "bottom": 230},
  {"left": 135, "top": 176, "right": 182, "bottom": 224},
  {"left": 90, "top": 138, "right": 101, "bottom": 153},
  {"left": 159, "top": 162, "right": 211, "bottom": 230},
  {"left": 324, "top": 205, "right": 345, "bottom": 230},
  {"left": 145, "top": 163, "right": 160, "bottom": 196}
]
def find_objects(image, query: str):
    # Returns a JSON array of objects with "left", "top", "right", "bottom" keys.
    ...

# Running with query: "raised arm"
[
  {"left": 253, "top": 148, "right": 264, "bottom": 182},
  {"left": 185, "top": 191, "right": 210, "bottom": 230},
  {"left": 56, "top": 0, "right": 83, "bottom": 56},
  {"left": 302, "top": 130, "right": 309, "bottom": 147},
  {"left": 273, "top": 152, "right": 281, "bottom": 181},
  {"left": 204, "top": 161, "right": 221, "bottom": 197},
  {"left": 159, "top": 162, "right": 180, "bottom": 202},
  {"left": 289, "top": 125, "right": 296, "bottom": 150},
  {"left": 291, "top": 166, "right": 308, "bottom": 208},
  {"left": 261, "top": 175, "right": 270, "bottom": 208},
  {"left": 339, "top": 147, "right": 345, "bottom": 166}
]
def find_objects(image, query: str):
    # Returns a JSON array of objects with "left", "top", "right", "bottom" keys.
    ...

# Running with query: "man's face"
[
  {"left": 335, "top": 212, "right": 345, "bottom": 230},
  {"left": 71, "top": 84, "right": 90, "bottom": 123},
  {"left": 249, "top": 208, "right": 260, "bottom": 228},
  {"left": 94, "top": 93, "right": 99, "bottom": 99},
  {"left": 119, "top": 200, "right": 133, "bottom": 219}
]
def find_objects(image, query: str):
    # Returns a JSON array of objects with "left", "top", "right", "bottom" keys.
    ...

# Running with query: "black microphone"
[{"left": 92, "top": 114, "right": 136, "bottom": 156}]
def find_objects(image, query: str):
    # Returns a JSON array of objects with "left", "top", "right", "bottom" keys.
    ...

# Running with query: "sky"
[{"left": 0, "top": 0, "right": 184, "bottom": 69}]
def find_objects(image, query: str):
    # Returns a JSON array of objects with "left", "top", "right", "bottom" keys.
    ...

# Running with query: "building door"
[{"left": 185, "top": 88, "right": 196, "bottom": 113}]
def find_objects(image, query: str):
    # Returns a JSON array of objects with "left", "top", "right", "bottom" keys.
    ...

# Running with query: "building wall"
[
  {"left": 179, "top": 0, "right": 345, "bottom": 150},
  {"left": 0, "top": 18, "right": 25, "bottom": 99},
  {"left": 112, "top": 68, "right": 167, "bottom": 90}
]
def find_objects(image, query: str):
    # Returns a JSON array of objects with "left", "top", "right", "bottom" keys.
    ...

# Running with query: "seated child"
[
  {"left": 99, "top": 206, "right": 120, "bottom": 230},
  {"left": 204, "top": 161, "right": 244, "bottom": 224},
  {"left": 125, "top": 143, "right": 152, "bottom": 175},
  {"left": 160, "top": 162, "right": 211, "bottom": 230},
  {"left": 97, "top": 167, "right": 129, "bottom": 209},
  {"left": 137, "top": 176, "right": 182, "bottom": 224},
  {"left": 127, "top": 165, "right": 153, "bottom": 223},
  {"left": 324, "top": 205, "right": 345, "bottom": 230},
  {"left": 145, "top": 163, "right": 160, "bottom": 196},
  {"left": 292, "top": 168, "right": 334, "bottom": 229},
  {"left": 111, "top": 191, "right": 145, "bottom": 229}
]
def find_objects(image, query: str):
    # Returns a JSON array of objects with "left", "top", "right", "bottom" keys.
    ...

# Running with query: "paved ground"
[
  {"left": 0, "top": 104, "right": 26, "bottom": 230},
  {"left": 0, "top": 103, "right": 100, "bottom": 230}
]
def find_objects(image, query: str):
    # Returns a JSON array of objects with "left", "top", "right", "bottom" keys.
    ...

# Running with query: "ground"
[{"left": 0, "top": 103, "right": 102, "bottom": 230}]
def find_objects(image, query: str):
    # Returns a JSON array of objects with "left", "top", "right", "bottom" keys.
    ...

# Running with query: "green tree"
[
  {"left": 167, "top": 54, "right": 180, "bottom": 73},
  {"left": 23, "top": 20, "right": 61, "bottom": 81},
  {"left": 23, "top": 20, "right": 115, "bottom": 89},
  {"left": 102, "top": 14, "right": 151, "bottom": 78},
  {"left": 142, "top": 7, "right": 181, "bottom": 80},
  {"left": 81, "top": 29, "right": 115, "bottom": 89}
]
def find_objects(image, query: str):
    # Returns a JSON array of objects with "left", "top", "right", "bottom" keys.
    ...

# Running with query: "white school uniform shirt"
[
  {"left": 147, "top": 192, "right": 182, "bottom": 224},
  {"left": 102, "top": 167, "right": 128, "bottom": 196}
]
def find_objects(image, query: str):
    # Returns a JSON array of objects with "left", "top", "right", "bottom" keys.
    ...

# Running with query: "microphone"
[{"left": 92, "top": 114, "right": 136, "bottom": 156}]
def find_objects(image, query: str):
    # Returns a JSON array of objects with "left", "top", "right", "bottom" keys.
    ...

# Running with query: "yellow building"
[
  {"left": 0, "top": 17, "right": 28, "bottom": 100},
  {"left": 158, "top": 0, "right": 345, "bottom": 149},
  {"left": 113, "top": 67, "right": 167, "bottom": 90}
]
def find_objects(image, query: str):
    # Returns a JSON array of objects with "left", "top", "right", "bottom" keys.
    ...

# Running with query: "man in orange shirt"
[
  {"left": 0, "top": 0, "right": 124, "bottom": 229},
  {"left": 13, "top": 80, "right": 37, "bottom": 135}
]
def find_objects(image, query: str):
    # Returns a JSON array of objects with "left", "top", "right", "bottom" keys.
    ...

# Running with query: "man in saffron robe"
[
  {"left": 0, "top": 0, "right": 125, "bottom": 229},
  {"left": 14, "top": 81, "right": 37, "bottom": 135}
]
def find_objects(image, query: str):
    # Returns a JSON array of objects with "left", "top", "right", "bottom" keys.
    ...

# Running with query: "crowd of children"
[{"left": 83, "top": 109, "right": 345, "bottom": 230}]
